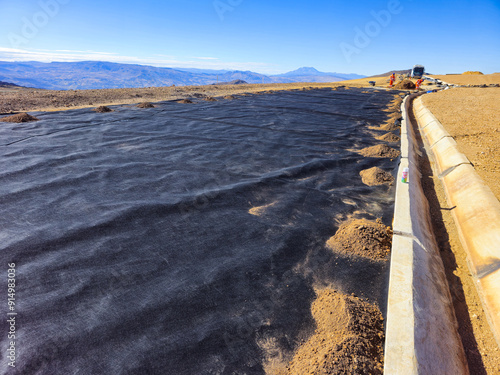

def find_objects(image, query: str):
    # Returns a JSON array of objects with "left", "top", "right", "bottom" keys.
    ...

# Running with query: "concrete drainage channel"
[
  {"left": 385, "top": 88, "right": 500, "bottom": 373},
  {"left": 414, "top": 97, "right": 500, "bottom": 346},
  {"left": 384, "top": 93, "right": 470, "bottom": 374}
]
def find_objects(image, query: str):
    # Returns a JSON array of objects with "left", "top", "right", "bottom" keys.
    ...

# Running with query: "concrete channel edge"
[
  {"left": 413, "top": 96, "right": 500, "bottom": 351},
  {"left": 384, "top": 95, "right": 469, "bottom": 374}
]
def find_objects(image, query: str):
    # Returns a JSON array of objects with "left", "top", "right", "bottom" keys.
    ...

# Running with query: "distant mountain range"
[{"left": 0, "top": 61, "right": 365, "bottom": 90}]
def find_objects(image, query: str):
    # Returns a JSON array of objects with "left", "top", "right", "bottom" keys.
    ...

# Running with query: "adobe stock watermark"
[
  {"left": 213, "top": 0, "right": 243, "bottom": 21},
  {"left": 339, "top": 0, "right": 405, "bottom": 63},
  {"left": 8, "top": 0, "right": 70, "bottom": 48}
]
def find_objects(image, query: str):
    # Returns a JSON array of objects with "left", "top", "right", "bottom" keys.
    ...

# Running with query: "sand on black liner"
[
  {"left": 0, "top": 112, "right": 39, "bottom": 123},
  {"left": 360, "top": 167, "right": 395, "bottom": 186},
  {"left": 357, "top": 144, "right": 400, "bottom": 158},
  {"left": 93, "top": 105, "right": 113, "bottom": 113},
  {"left": 377, "top": 133, "right": 400, "bottom": 142},
  {"left": 380, "top": 121, "right": 401, "bottom": 132},
  {"left": 384, "top": 96, "right": 403, "bottom": 112},
  {"left": 280, "top": 289, "right": 384, "bottom": 375},
  {"left": 137, "top": 102, "right": 154, "bottom": 108},
  {"left": 326, "top": 218, "right": 392, "bottom": 261},
  {"left": 369, "top": 111, "right": 401, "bottom": 132},
  {"left": 248, "top": 202, "right": 277, "bottom": 216},
  {"left": 177, "top": 99, "right": 193, "bottom": 104}
]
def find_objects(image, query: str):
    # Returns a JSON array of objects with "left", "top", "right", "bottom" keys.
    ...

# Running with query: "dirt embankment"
[
  {"left": 422, "top": 87, "right": 500, "bottom": 200},
  {"left": 429, "top": 73, "right": 500, "bottom": 86},
  {"left": 411, "top": 93, "right": 500, "bottom": 374}
]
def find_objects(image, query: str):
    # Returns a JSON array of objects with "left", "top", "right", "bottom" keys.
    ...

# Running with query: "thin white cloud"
[
  {"left": 0, "top": 47, "right": 277, "bottom": 73},
  {"left": 34, "top": 48, "right": 119, "bottom": 55},
  {"left": 192, "top": 57, "right": 219, "bottom": 60}
]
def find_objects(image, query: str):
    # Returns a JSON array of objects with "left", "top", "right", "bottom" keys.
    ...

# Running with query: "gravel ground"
[{"left": 0, "top": 82, "right": 343, "bottom": 114}]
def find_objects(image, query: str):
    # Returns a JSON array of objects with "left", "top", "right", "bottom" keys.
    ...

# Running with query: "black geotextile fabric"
[{"left": 0, "top": 88, "right": 399, "bottom": 374}]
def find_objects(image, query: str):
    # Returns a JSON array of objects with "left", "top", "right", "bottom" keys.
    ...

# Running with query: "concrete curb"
[
  {"left": 414, "top": 96, "right": 500, "bottom": 349},
  {"left": 384, "top": 95, "right": 469, "bottom": 374}
]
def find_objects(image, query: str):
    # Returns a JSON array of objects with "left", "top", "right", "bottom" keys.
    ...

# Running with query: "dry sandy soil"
[
  {"left": 422, "top": 87, "right": 500, "bottom": 200},
  {"left": 326, "top": 218, "right": 393, "bottom": 261},
  {"left": 429, "top": 73, "right": 500, "bottom": 86},
  {"left": 280, "top": 288, "right": 385, "bottom": 375}
]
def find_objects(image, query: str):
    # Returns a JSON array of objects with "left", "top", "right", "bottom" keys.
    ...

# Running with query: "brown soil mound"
[
  {"left": 463, "top": 71, "right": 483, "bottom": 75},
  {"left": 360, "top": 167, "right": 395, "bottom": 186},
  {"left": 223, "top": 95, "right": 235, "bottom": 100},
  {"left": 93, "top": 106, "right": 113, "bottom": 113},
  {"left": 137, "top": 102, "right": 154, "bottom": 108},
  {"left": 384, "top": 96, "right": 403, "bottom": 112},
  {"left": 377, "top": 133, "right": 400, "bottom": 142},
  {"left": 358, "top": 144, "right": 400, "bottom": 158},
  {"left": 387, "top": 111, "right": 402, "bottom": 122},
  {"left": 380, "top": 122, "right": 400, "bottom": 131},
  {"left": 326, "top": 218, "right": 392, "bottom": 260},
  {"left": 393, "top": 79, "right": 416, "bottom": 89},
  {"left": 204, "top": 96, "right": 217, "bottom": 102},
  {"left": 0, "top": 112, "right": 39, "bottom": 123},
  {"left": 177, "top": 99, "right": 193, "bottom": 104},
  {"left": 285, "top": 289, "right": 384, "bottom": 375}
]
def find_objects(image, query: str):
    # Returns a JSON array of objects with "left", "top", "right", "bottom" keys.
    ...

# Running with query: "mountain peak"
[{"left": 285, "top": 67, "right": 321, "bottom": 76}]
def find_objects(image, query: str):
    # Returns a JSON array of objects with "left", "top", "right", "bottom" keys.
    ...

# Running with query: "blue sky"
[{"left": 0, "top": 0, "right": 499, "bottom": 75}]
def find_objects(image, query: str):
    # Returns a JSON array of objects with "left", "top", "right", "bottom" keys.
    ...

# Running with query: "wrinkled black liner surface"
[{"left": 0, "top": 88, "right": 398, "bottom": 374}]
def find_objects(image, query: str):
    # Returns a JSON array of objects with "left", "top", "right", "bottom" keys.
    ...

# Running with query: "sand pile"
[
  {"left": 204, "top": 96, "right": 217, "bottom": 102},
  {"left": 93, "top": 106, "right": 113, "bottom": 113},
  {"left": 384, "top": 96, "right": 403, "bottom": 112},
  {"left": 373, "top": 112, "right": 401, "bottom": 132},
  {"left": 248, "top": 201, "right": 277, "bottom": 216},
  {"left": 360, "top": 167, "right": 395, "bottom": 186},
  {"left": 358, "top": 144, "right": 400, "bottom": 158},
  {"left": 326, "top": 218, "right": 392, "bottom": 260},
  {"left": 377, "top": 133, "right": 400, "bottom": 142},
  {"left": 393, "top": 79, "right": 416, "bottom": 90},
  {"left": 137, "top": 102, "right": 154, "bottom": 108},
  {"left": 463, "top": 71, "right": 483, "bottom": 75},
  {"left": 381, "top": 122, "right": 400, "bottom": 131},
  {"left": 223, "top": 95, "right": 235, "bottom": 100},
  {"left": 0, "top": 112, "right": 39, "bottom": 123},
  {"left": 285, "top": 289, "right": 384, "bottom": 375},
  {"left": 177, "top": 99, "right": 193, "bottom": 104}
]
